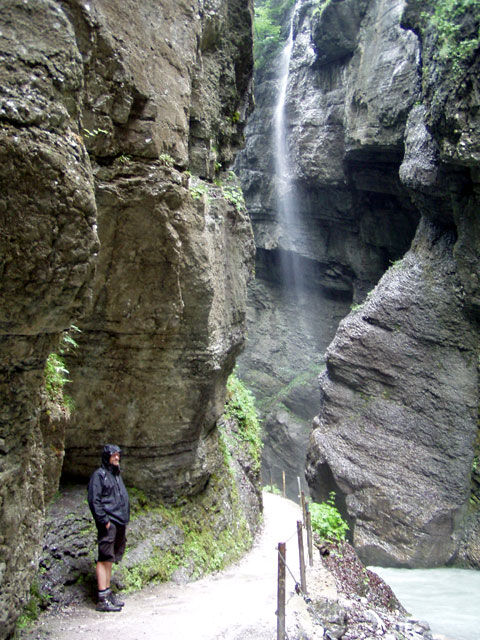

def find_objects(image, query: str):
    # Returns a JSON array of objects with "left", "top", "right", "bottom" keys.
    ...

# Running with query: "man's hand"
[{"left": 106, "top": 522, "right": 111, "bottom": 529}]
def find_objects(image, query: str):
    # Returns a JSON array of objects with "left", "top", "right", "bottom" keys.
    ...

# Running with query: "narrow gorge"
[{"left": 237, "top": 0, "right": 479, "bottom": 569}]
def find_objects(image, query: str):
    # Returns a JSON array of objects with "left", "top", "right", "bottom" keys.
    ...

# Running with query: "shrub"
[
  {"left": 44, "top": 326, "right": 80, "bottom": 410},
  {"left": 263, "top": 484, "right": 282, "bottom": 495},
  {"left": 420, "top": 0, "right": 480, "bottom": 74},
  {"left": 254, "top": 0, "right": 295, "bottom": 74},
  {"left": 310, "top": 492, "right": 349, "bottom": 542}
]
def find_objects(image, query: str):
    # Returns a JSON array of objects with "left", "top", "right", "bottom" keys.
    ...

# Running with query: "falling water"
[
  {"left": 273, "top": 15, "right": 295, "bottom": 227},
  {"left": 272, "top": 7, "right": 304, "bottom": 292}
]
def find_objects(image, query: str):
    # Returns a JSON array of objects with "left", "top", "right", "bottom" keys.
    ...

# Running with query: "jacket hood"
[{"left": 101, "top": 444, "right": 122, "bottom": 467}]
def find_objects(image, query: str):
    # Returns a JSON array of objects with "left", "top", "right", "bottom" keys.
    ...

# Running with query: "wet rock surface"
[
  {"left": 307, "top": 218, "right": 479, "bottom": 567},
  {"left": 236, "top": 0, "right": 421, "bottom": 495},
  {"left": 1, "top": 0, "right": 255, "bottom": 637},
  {"left": 0, "top": 1, "right": 99, "bottom": 635},
  {"left": 306, "top": 0, "right": 480, "bottom": 567},
  {"left": 237, "top": 0, "right": 480, "bottom": 565},
  {"left": 59, "top": 0, "right": 255, "bottom": 500}
]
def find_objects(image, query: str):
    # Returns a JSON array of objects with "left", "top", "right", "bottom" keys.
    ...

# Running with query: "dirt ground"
[{"left": 23, "top": 492, "right": 336, "bottom": 640}]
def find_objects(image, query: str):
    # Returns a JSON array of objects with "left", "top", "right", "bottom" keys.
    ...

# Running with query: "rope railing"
[{"left": 275, "top": 475, "right": 326, "bottom": 640}]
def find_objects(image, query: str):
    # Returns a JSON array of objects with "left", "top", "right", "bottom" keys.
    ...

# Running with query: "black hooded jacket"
[{"left": 87, "top": 444, "right": 130, "bottom": 527}]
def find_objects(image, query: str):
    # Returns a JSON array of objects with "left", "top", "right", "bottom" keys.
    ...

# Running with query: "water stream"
[
  {"left": 273, "top": 13, "right": 295, "bottom": 228},
  {"left": 370, "top": 566, "right": 480, "bottom": 640},
  {"left": 273, "top": 6, "right": 305, "bottom": 292}
]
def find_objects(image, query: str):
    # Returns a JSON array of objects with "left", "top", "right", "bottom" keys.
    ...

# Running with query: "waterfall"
[
  {"left": 272, "top": 6, "right": 304, "bottom": 292},
  {"left": 273, "top": 15, "right": 295, "bottom": 228}
]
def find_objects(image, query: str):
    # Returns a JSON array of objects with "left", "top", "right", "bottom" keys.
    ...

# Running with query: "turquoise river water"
[{"left": 370, "top": 567, "right": 480, "bottom": 640}]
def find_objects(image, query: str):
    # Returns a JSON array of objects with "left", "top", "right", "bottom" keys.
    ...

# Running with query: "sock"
[{"left": 98, "top": 588, "right": 110, "bottom": 599}]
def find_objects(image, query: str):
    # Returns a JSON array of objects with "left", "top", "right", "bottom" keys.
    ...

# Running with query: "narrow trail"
[{"left": 28, "top": 493, "right": 335, "bottom": 640}]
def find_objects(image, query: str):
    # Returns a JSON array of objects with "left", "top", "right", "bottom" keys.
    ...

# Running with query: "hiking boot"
[
  {"left": 108, "top": 591, "right": 125, "bottom": 607},
  {"left": 96, "top": 597, "right": 122, "bottom": 612}
]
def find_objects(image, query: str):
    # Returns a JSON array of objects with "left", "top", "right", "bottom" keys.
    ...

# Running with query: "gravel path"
[{"left": 26, "top": 493, "right": 334, "bottom": 640}]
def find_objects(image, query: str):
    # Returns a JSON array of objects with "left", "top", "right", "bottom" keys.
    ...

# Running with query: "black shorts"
[{"left": 97, "top": 522, "right": 127, "bottom": 563}]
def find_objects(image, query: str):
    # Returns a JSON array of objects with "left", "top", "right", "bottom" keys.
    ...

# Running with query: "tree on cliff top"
[{"left": 254, "top": 0, "right": 295, "bottom": 75}]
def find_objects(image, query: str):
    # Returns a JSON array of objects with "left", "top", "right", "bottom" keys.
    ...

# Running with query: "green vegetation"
[
  {"left": 389, "top": 257, "right": 405, "bottom": 271},
  {"left": 44, "top": 326, "right": 80, "bottom": 412},
  {"left": 223, "top": 372, "right": 263, "bottom": 473},
  {"left": 122, "top": 473, "right": 253, "bottom": 590},
  {"left": 310, "top": 492, "right": 349, "bottom": 542},
  {"left": 120, "top": 373, "right": 262, "bottom": 592},
  {"left": 189, "top": 179, "right": 209, "bottom": 201},
  {"left": 159, "top": 153, "right": 175, "bottom": 167},
  {"left": 263, "top": 484, "right": 282, "bottom": 495},
  {"left": 420, "top": 0, "right": 480, "bottom": 74},
  {"left": 229, "top": 110, "right": 241, "bottom": 124},
  {"left": 312, "top": 0, "right": 331, "bottom": 21},
  {"left": 254, "top": 0, "right": 295, "bottom": 73},
  {"left": 188, "top": 170, "right": 246, "bottom": 212},
  {"left": 83, "top": 127, "right": 108, "bottom": 138},
  {"left": 44, "top": 353, "right": 70, "bottom": 402},
  {"left": 15, "top": 580, "right": 51, "bottom": 632},
  {"left": 222, "top": 182, "right": 246, "bottom": 212},
  {"left": 350, "top": 288, "right": 376, "bottom": 313}
]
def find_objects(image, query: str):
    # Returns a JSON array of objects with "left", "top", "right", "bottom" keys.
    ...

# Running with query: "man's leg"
[
  {"left": 108, "top": 525, "right": 127, "bottom": 607},
  {"left": 96, "top": 525, "right": 121, "bottom": 612},
  {"left": 96, "top": 560, "right": 113, "bottom": 591}
]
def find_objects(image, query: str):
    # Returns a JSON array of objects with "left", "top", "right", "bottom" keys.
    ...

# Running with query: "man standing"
[{"left": 87, "top": 444, "right": 130, "bottom": 612}]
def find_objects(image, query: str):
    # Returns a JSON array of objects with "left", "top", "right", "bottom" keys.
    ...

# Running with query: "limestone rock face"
[
  {"left": 0, "top": 0, "right": 254, "bottom": 636},
  {"left": 306, "top": 1, "right": 480, "bottom": 566},
  {"left": 0, "top": 1, "right": 99, "bottom": 635},
  {"left": 63, "top": 162, "right": 254, "bottom": 498},
  {"left": 311, "top": 0, "right": 369, "bottom": 66},
  {"left": 237, "top": 0, "right": 480, "bottom": 564},
  {"left": 307, "top": 219, "right": 478, "bottom": 566},
  {"left": 60, "top": 0, "right": 255, "bottom": 500}
]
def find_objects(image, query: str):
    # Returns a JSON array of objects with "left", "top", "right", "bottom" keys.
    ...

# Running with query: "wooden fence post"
[
  {"left": 277, "top": 542, "right": 286, "bottom": 640},
  {"left": 297, "top": 520, "right": 307, "bottom": 595},
  {"left": 306, "top": 502, "right": 313, "bottom": 567},
  {"left": 282, "top": 471, "right": 286, "bottom": 498},
  {"left": 301, "top": 491, "right": 307, "bottom": 526}
]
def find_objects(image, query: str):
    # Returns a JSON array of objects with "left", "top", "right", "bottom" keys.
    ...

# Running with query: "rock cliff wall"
[
  {"left": 236, "top": 0, "right": 420, "bottom": 496},
  {"left": 0, "top": 0, "right": 254, "bottom": 636},
  {"left": 60, "top": 0, "right": 255, "bottom": 501},
  {"left": 0, "top": 2, "right": 99, "bottom": 635},
  {"left": 238, "top": 0, "right": 479, "bottom": 565}
]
